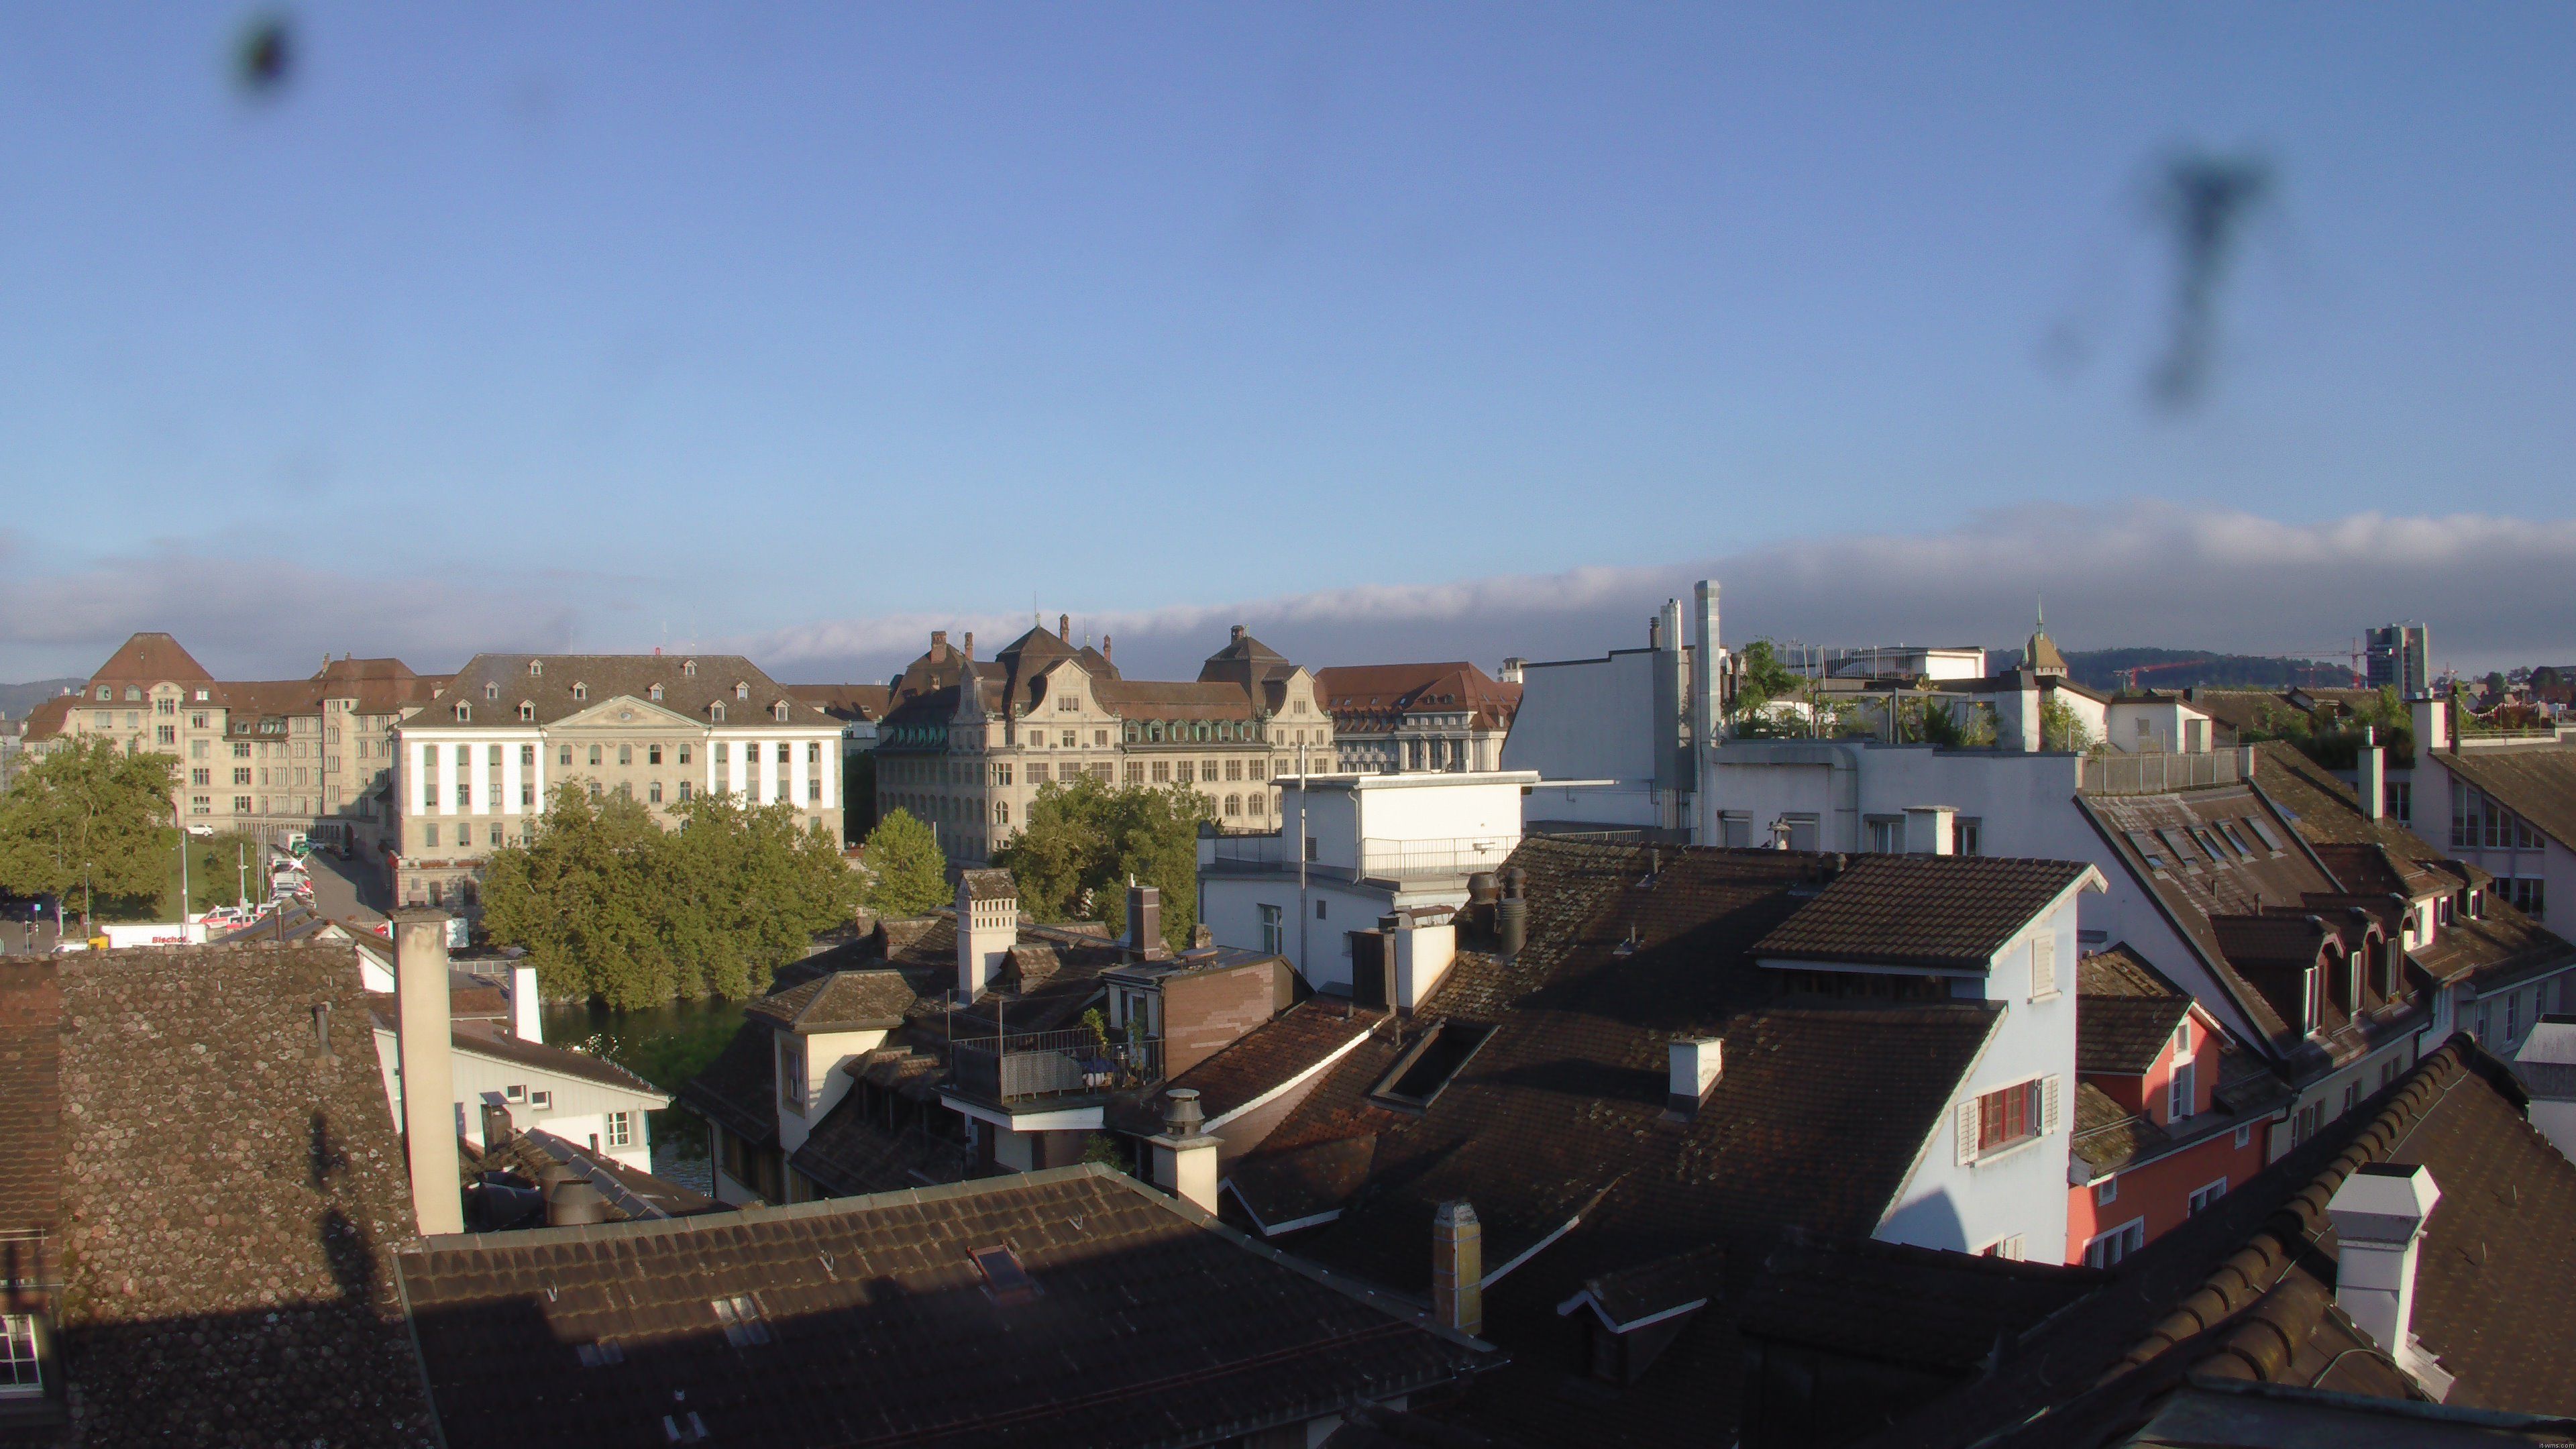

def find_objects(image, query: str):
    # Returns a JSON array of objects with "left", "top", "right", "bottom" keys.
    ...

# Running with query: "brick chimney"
[
  {"left": 963, "top": 631, "right": 974, "bottom": 659},
  {"left": 1102, "top": 635, "right": 1113, "bottom": 663},
  {"left": 1060, "top": 613, "right": 1070, "bottom": 639},
  {"left": 1127, "top": 881, "right": 1165, "bottom": 959},
  {"left": 1145, "top": 1089, "right": 1222, "bottom": 1214},
  {"left": 932, "top": 629, "right": 948, "bottom": 653},
  {"left": 392, "top": 907, "right": 463, "bottom": 1236},
  {"left": 1432, "top": 1201, "right": 1483, "bottom": 1336},
  {"left": 2326, "top": 1161, "right": 2452, "bottom": 1396}
]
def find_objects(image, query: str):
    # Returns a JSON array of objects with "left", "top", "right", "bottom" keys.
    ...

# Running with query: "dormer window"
[
  {"left": 455, "top": 704, "right": 472, "bottom": 722},
  {"left": 529, "top": 660, "right": 543, "bottom": 676},
  {"left": 710, "top": 702, "right": 727, "bottom": 723},
  {"left": 649, "top": 684, "right": 664, "bottom": 702},
  {"left": 572, "top": 684, "right": 588, "bottom": 702},
  {"left": 518, "top": 702, "right": 535, "bottom": 722},
  {"left": 682, "top": 659, "right": 698, "bottom": 677},
  {"left": 735, "top": 682, "right": 749, "bottom": 701},
  {"left": 773, "top": 701, "right": 789, "bottom": 722},
  {"left": 95, "top": 686, "right": 109, "bottom": 700},
  {"left": 483, "top": 683, "right": 498, "bottom": 701}
]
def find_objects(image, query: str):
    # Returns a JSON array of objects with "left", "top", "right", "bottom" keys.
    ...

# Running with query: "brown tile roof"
[
  {"left": 18, "top": 694, "right": 72, "bottom": 743},
  {"left": 784, "top": 682, "right": 894, "bottom": 721},
  {"left": 1157, "top": 998, "right": 1383, "bottom": 1124},
  {"left": 85, "top": 630, "right": 214, "bottom": 686},
  {"left": 2080, "top": 997, "right": 2189, "bottom": 1077},
  {"left": 1317, "top": 661, "right": 1522, "bottom": 733},
  {"left": 2070, "top": 1079, "right": 2173, "bottom": 1175},
  {"left": 0, "top": 961, "right": 62, "bottom": 1238},
  {"left": 431, "top": 652, "right": 834, "bottom": 731},
  {"left": 1241, "top": 839, "right": 2012, "bottom": 1447},
  {"left": 2433, "top": 745, "right": 2576, "bottom": 855},
  {"left": 468, "top": 1127, "right": 720, "bottom": 1222},
  {"left": 33, "top": 942, "right": 438, "bottom": 1446},
  {"left": 958, "top": 867, "right": 1016, "bottom": 902},
  {"left": 1739, "top": 1229, "right": 2104, "bottom": 1379},
  {"left": 785, "top": 1073, "right": 972, "bottom": 1198},
  {"left": 1750, "top": 854, "right": 2094, "bottom": 970},
  {"left": 395, "top": 1165, "right": 1487, "bottom": 1449},
  {"left": 1862, "top": 1037, "right": 2576, "bottom": 1447},
  {"left": 2077, "top": 943, "right": 2182, "bottom": 999},
  {"left": 742, "top": 969, "right": 920, "bottom": 1033}
]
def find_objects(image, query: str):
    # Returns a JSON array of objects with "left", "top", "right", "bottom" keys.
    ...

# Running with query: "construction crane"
[{"left": 2118, "top": 659, "right": 2208, "bottom": 692}]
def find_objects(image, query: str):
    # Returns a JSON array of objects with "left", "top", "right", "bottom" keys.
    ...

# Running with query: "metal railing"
[
  {"left": 2080, "top": 751, "right": 2243, "bottom": 796},
  {"left": 1205, "top": 833, "right": 1517, "bottom": 880},
  {"left": 948, "top": 1028, "right": 1162, "bottom": 1104}
]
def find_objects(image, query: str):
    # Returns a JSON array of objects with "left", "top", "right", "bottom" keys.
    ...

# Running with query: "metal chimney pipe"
[{"left": 392, "top": 907, "right": 464, "bottom": 1236}]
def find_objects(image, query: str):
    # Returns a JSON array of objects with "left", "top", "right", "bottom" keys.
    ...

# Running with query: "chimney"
[
  {"left": 392, "top": 907, "right": 464, "bottom": 1236},
  {"left": 1432, "top": 1201, "right": 1483, "bottom": 1336},
  {"left": 1059, "top": 613, "right": 1070, "bottom": 639},
  {"left": 480, "top": 1099, "right": 514, "bottom": 1151},
  {"left": 1667, "top": 1037, "right": 1722, "bottom": 1118},
  {"left": 1127, "top": 882, "right": 1164, "bottom": 958},
  {"left": 2016, "top": 672, "right": 2043, "bottom": 753},
  {"left": 963, "top": 631, "right": 974, "bottom": 659},
  {"left": 1648, "top": 615, "right": 1662, "bottom": 650},
  {"left": 1499, "top": 657, "right": 1525, "bottom": 685},
  {"left": 1102, "top": 634, "right": 1113, "bottom": 663},
  {"left": 2326, "top": 1162, "right": 2453, "bottom": 1396},
  {"left": 1230, "top": 624, "right": 1246, "bottom": 643},
  {"left": 508, "top": 963, "right": 543, "bottom": 1042},
  {"left": 2412, "top": 694, "right": 2451, "bottom": 753},
  {"left": 931, "top": 629, "right": 949, "bottom": 653},
  {"left": 1145, "top": 1089, "right": 1223, "bottom": 1214},
  {"left": 2358, "top": 727, "right": 2386, "bottom": 820},
  {"left": 1904, "top": 805, "right": 1957, "bottom": 856},
  {"left": 546, "top": 1177, "right": 607, "bottom": 1227},
  {"left": 1496, "top": 869, "right": 1527, "bottom": 960},
  {"left": 957, "top": 873, "right": 1016, "bottom": 1001}
]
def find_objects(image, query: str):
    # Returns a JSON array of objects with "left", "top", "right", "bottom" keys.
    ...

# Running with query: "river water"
[{"left": 541, "top": 996, "right": 750, "bottom": 1197}]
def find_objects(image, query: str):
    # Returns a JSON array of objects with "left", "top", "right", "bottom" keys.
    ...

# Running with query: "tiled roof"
[
  {"left": 1567, "top": 1243, "right": 1726, "bottom": 1331},
  {"left": 428, "top": 653, "right": 834, "bottom": 731},
  {"left": 786, "top": 1073, "right": 972, "bottom": 1198},
  {"left": 743, "top": 969, "right": 920, "bottom": 1033},
  {"left": 1240, "top": 839, "right": 2010, "bottom": 1446},
  {"left": 958, "top": 867, "right": 1016, "bottom": 901},
  {"left": 2434, "top": 745, "right": 2576, "bottom": 855},
  {"left": 0, "top": 961, "right": 63, "bottom": 1237},
  {"left": 1750, "top": 854, "right": 2094, "bottom": 970},
  {"left": 2070, "top": 1079, "right": 2173, "bottom": 1175},
  {"left": 1739, "top": 1229, "right": 2104, "bottom": 1378},
  {"left": 395, "top": 1165, "right": 1487, "bottom": 1449},
  {"left": 2079, "top": 996, "right": 2189, "bottom": 1077},
  {"left": 86, "top": 629, "right": 214, "bottom": 685},
  {"left": 2077, "top": 943, "right": 2182, "bottom": 999},
  {"left": 784, "top": 682, "right": 894, "bottom": 721},
  {"left": 18, "top": 694, "right": 72, "bottom": 742},
  {"left": 449, "top": 1018, "right": 669, "bottom": 1098},
  {"left": 468, "top": 1128, "right": 720, "bottom": 1222},
  {"left": 34, "top": 942, "right": 438, "bottom": 1446},
  {"left": 1316, "top": 661, "right": 1521, "bottom": 733},
  {"left": 1157, "top": 998, "right": 1383, "bottom": 1124},
  {"left": 1862, "top": 1038, "right": 2576, "bottom": 1446}
]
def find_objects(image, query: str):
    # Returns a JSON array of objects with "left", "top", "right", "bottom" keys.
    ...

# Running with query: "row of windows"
[
  {"left": 418, "top": 740, "right": 824, "bottom": 773},
  {"left": 2453, "top": 786, "right": 2544, "bottom": 851}
]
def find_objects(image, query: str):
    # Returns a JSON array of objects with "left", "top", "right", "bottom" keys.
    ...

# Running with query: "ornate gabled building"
[
  {"left": 1316, "top": 660, "right": 1521, "bottom": 774},
  {"left": 873, "top": 618, "right": 1334, "bottom": 865}
]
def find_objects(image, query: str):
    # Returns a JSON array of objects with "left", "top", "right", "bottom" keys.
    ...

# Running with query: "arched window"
[
  {"left": 572, "top": 684, "right": 588, "bottom": 702},
  {"left": 483, "top": 682, "right": 498, "bottom": 701},
  {"left": 125, "top": 686, "right": 142, "bottom": 702},
  {"left": 518, "top": 702, "right": 535, "bottom": 722},
  {"left": 649, "top": 684, "right": 663, "bottom": 702},
  {"left": 996, "top": 801, "right": 1010, "bottom": 824}
]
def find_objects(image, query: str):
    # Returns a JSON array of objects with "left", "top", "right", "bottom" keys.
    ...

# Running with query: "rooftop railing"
[
  {"left": 947, "top": 1027, "right": 1161, "bottom": 1105},
  {"left": 1204, "top": 833, "right": 1518, "bottom": 881},
  {"left": 2079, "top": 749, "right": 2245, "bottom": 796}
]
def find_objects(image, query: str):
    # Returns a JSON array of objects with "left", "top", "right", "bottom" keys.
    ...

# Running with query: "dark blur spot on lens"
[{"left": 235, "top": 13, "right": 292, "bottom": 97}]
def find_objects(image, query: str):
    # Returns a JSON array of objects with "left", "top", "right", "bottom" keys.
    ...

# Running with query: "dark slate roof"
[
  {"left": 2434, "top": 745, "right": 2576, "bottom": 855},
  {"left": 1238, "top": 839, "right": 2010, "bottom": 1448},
  {"left": 957, "top": 867, "right": 1016, "bottom": 902},
  {"left": 2079, "top": 996, "right": 2190, "bottom": 1077},
  {"left": 431, "top": 652, "right": 834, "bottom": 731},
  {"left": 1738, "top": 1229, "right": 2104, "bottom": 1377},
  {"left": 784, "top": 1073, "right": 973, "bottom": 1198},
  {"left": 1156, "top": 998, "right": 1383, "bottom": 1124},
  {"left": 395, "top": 1165, "right": 1488, "bottom": 1449},
  {"left": 1750, "top": 855, "right": 2094, "bottom": 970},
  {"left": 2071, "top": 1079, "right": 2173, "bottom": 1175},
  {"left": 1564, "top": 1243, "right": 1726, "bottom": 1332},
  {"left": 742, "top": 969, "right": 920, "bottom": 1034},
  {"left": 1862, "top": 1037, "right": 2576, "bottom": 1448},
  {"left": 38, "top": 943, "right": 438, "bottom": 1446}
]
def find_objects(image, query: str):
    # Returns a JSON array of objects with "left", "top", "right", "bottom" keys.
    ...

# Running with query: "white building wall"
[
  {"left": 1503, "top": 649, "right": 1678, "bottom": 828},
  {"left": 1874, "top": 894, "right": 2084, "bottom": 1258},
  {"left": 372, "top": 1026, "right": 667, "bottom": 1174}
]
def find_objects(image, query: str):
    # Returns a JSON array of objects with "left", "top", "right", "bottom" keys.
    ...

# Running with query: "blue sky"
[{"left": 3, "top": 5, "right": 2571, "bottom": 680}]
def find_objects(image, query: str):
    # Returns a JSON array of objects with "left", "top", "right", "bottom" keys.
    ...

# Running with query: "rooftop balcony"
[
  {"left": 2080, "top": 749, "right": 2245, "bottom": 796},
  {"left": 947, "top": 1027, "right": 1162, "bottom": 1106}
]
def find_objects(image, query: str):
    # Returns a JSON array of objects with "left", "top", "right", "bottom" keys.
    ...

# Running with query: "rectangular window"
[
  {"left": 779, "top": 1038, "right": 806, "bottom": 1116},
  {"left": 1248, "top": 759, "right": 1266, "bottom": 781},
  {"left": 2235, "top": 1123, "right": 2253, "bottom": 1148},
  {"left": 1865, "top": 816, "right": 1903, "bottom": 853},
  {"left": 2031, "top": 935, "right": 2058, "bottom": 1000},
  {"left": 1124, "top": 762, "right": 1143, "bottom": 784},
  {"left": 1978, "top": 1081, "right": 2036, "bottom": 1152},
  {"left": 233, "top": 796, "right": 250, "bottom": 814},
  {"left": 649, "top": 781, "right": 663, "bottom": 804},
  {"left": 489, "top": 824, "right": 503, "bottom": 847},
  {"left": 2086, "top": 1220, "right": 2146, "bottom": 1269},
  {"left": 1176, "top": 761, "right": 1195, "bottom": 784},
  {"left": 191, "top": 767, "right": 209, "bottom": 786},
  {"left": 1260, "top": 904, "right": 1284, "bottom": 955},
  {"left": 0, "top": 1312, "right": 42, "bottom": 1397},
  {"left": 1225, "top": 758, "right": 1243, "bottom": 782},
  {"left": 1316, "top": 899, "right": 1328, "bottom": 920},
  {"left": 520, "top": 785, "right": 534, "bottom": 807},
  {"left": 1782, "top": 814, "right": 1819, "bottom": 851},
  {"left": 809, "top": 780, "right": 820, "bottom": 801},
  {"left": 2168, "top": 1058, "right": 2196, "bottom": 1122},
  {"left": 233, "top": 767, "right": 252, "bottom": 785},
  {"left": 529, "top": 1090, "right": 551, "bottom": 1110},
  {"left": 1028, "top": 764, "right": 1049, "bottom": 784},
  {"left": 2094, "top": 1177, "right": 2117, "bottom": 1205},
  {"left": 2188, "top": 1179, "right": 2227, "bottom": 1216},
  {"left": 1059, "top": 731, "right": 1075, "bottom": 748},
  {"left": 1151, "top": 761, "right": 1169, "bottom": 783},
  {"left": 1720, "top": 812, "right": 1752, "bottom": 848},
  {"left": 559, "top": 745, "right": 573, "bottom": 766},
  {"left": 994, "top": 764, "right": 1012, "bottom": 786},
  {"left": 521, "top": 745, "right": 535, "bottom": 766},
  {"left": 808, "top": 743, "right": 820, "bottom": 764},
  {"left": 455, "top": 784, "right": 470, "bottom": 807},
  {"left": 156, "top": 724, "right": 175, "bottom": 745},
  {"left": 715, "top": 743, "right": 729, "bottom": 763},
  {"left": 678, "top": 780, "right": 692, "bottom": 802},
  {"left": 604, "top": 1112, "right": 633, "bottom": 1149},
  {"left": 679, "top": 745, "right": 692, "bottom": 765},
  {"left": 777, "top": 743, "right": 790, "bottom": 763},
  {"left": 233, "top": 742, "right": 250, "bottom": 759},
  {"left": 191, "top": 796, "right": 210, "bottom": 813},
  {"left": 425, "top": 824, "right": 439, "bottom": 848}
]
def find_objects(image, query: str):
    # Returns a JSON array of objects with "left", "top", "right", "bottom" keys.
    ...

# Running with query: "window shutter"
[
  {"left": 1955, "top": 1100, "right": 1980, "bottom": 1166},
  {"left": 2031, "top": 936, "right": 2058, "bottom": 1000},
  {"left": 2042, "top": 1075, "right": 2062, "bottom": 1135}
]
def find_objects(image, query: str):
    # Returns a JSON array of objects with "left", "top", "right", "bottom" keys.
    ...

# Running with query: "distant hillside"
[
  {"left": 0, "top": 678, "right": 83, "bottom": 720},
  {"left": 1991, "top": 648, "right": 2355, "bottom": 692}
]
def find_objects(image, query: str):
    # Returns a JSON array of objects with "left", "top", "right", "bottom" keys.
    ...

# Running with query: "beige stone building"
[
  {"left": 23, "top": 633, "right": 448, "bottom": 850},
  {"left": 1316, "top": 660, "right": 1522, "bottom": 773},
  {"left": 389, "top": 653, "right": 844, "bottom": 909},
  {"left": 874, "top": 619, "right": 1335, "bottom": 865}
]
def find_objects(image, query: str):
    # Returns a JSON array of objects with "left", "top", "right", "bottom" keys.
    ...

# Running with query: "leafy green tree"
[
  {"left": 859, "top": 808, "right": 950, "bottom": 917},
  {"left": 0, "top": 739, "right": 179, "bottom": 924},
  {"left": 480, "top": 783, "right": 859, "bottom": 1010},
  {"left": 994, "top": 775, "right": 1200, "bottom": 952},
  {"left": 1727, "top": 639, "right": 1805, "bottom": 735},
  {"left": 2039, "top": 696, "right": 2096, "bottom": 753}
]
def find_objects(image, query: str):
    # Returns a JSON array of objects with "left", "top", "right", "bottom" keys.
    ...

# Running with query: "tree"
[
  {"left": 0, "top": 739, "right": 178, "bottom": 922},
  {"left": 859, "top": 809, "right": 949, "bottom": 918},
  {"left": 2039, "top": 696, "right": 2096, "bottom": 753},
  {"left": 480, "top": 783, "right": 861, "bottom": 1010},
  {"left": 994, "top": 775, "right": 1201, "bottom": 952},
  {"left": 1727, "top": 639, "right": 1805, "bottom": 735}
]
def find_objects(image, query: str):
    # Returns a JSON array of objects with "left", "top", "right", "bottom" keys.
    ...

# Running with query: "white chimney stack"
[
  {"left": 1432, "top": 1200, "right": 1484, "bottom": 1337},
  {"left": 2357, "top": 726, "right": 2387, "bottom": 821},
  {"left": 392, "top": 907, "right": 464, "bottom": 1236},
  {"left": 1667, "top": 1037, "right": 1722, "bottom": 1118},
  {"left": 2326, "top": 1162, "right": 2453, "bottom": 1399},
  {"left": 957, "top": 871, "right": 1016, "bottom": 1002},
  {"left": 1905, "top": 806, "right": 1958, "bottom": 856},
  {"left": 1145, "top": 1089, "right": 1223, "bottom": 1215},
  {"left": 508, "top": 963, "right": 543, "bottom": 1043}
]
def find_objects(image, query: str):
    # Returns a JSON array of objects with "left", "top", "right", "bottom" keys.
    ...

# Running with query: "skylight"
[
  {"left": 2214, "top": 820, "right": 2255, "bottom": 859},
  {"left": 2124, "top": 830, "right": 2169, "bottom": 870},
  {"left": 709, "top": 1294, "right": 769, "bottom": 1346},
  {"left": 1372, "top": 1021, "right": 1495, "bottom": 1110},
  {"left": 973, "top": 1245, "right": 1040, "bottom": 1305},
  {"left": 2245, "top": 816, "right": 2287, "bottom": 853}
]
